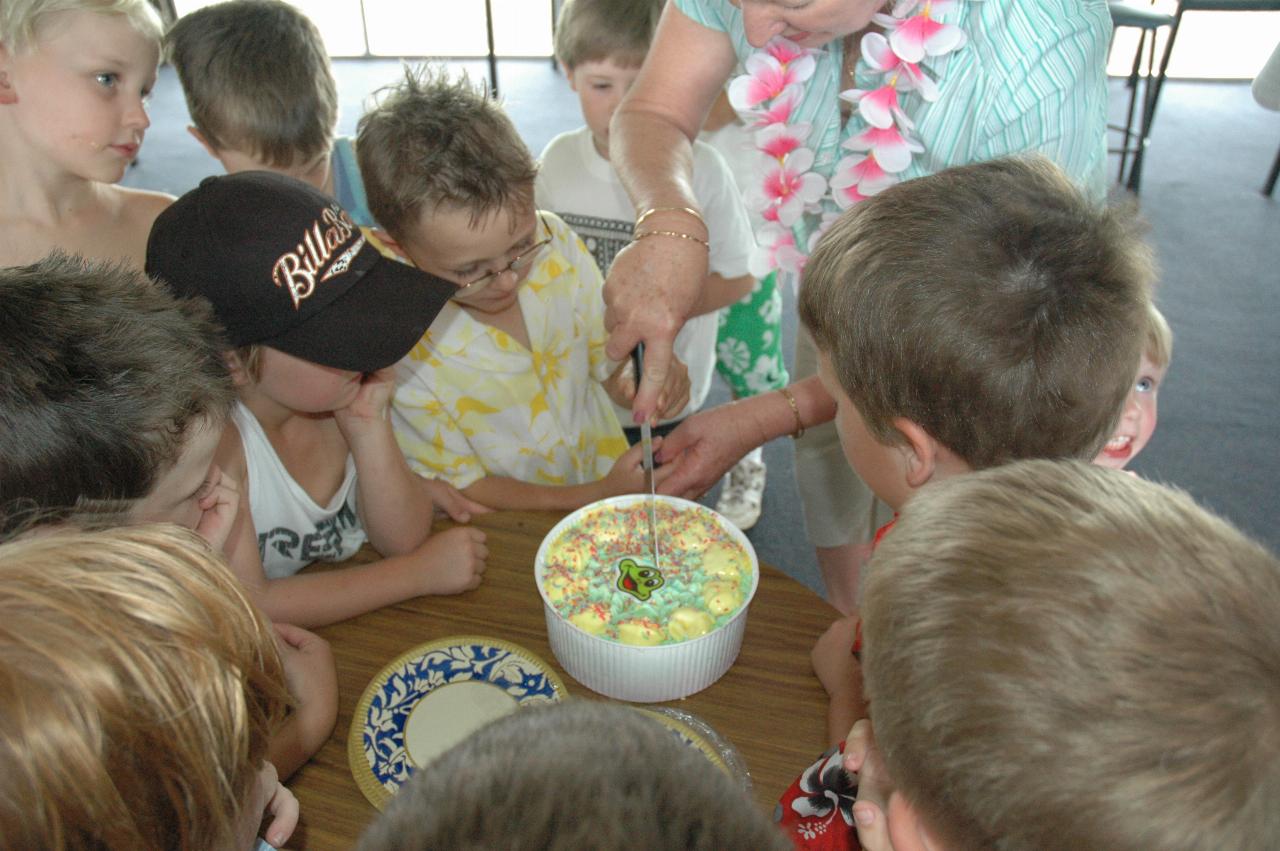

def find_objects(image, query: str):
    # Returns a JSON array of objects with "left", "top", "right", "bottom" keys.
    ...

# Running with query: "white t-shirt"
[
  {"left": 231, "top": 402, "right": 366, "bottom": 579},
  {"left": 536, "top": 126, "right": 755, "bottom": 424}
]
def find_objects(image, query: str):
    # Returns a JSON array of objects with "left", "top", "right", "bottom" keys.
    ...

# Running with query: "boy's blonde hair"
[
  {"left": 165, "top": 0, "right": 337, "bottom": 168},
  {"left": 1146, "top": 301, "right": 1173, "bottom": 367},
  {"left": 0, "top": 524, "right": 289, "bottom": 850},
  {"left": 554, "top": 0, "right": 665, "bottom": 70},
  {"left": 0, "top": 252, "right": 232, "bottom": 536},
  {"left": 799, "top": 156, "right": 1155, "bottom": 468},
  {"left": 357, "top": 700, "right": 791, "bottom": 851},
  {"left": 357, "top": 65, "right": 539, "bottom": 239},
  {"left": 0, "top": 0, "right": 161, "bottom": 53},
  {"left": 862, "top": 459, "right": 1280, "bottom": 850}
]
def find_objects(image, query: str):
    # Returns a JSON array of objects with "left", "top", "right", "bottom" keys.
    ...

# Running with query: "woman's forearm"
[{"left": 609, "top": 1, "right": 739, "bottom": 215}]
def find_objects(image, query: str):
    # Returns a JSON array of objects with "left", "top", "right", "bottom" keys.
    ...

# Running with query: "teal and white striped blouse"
[{"left": 676, "top": 0, "right": 1111, "bottom": 245}]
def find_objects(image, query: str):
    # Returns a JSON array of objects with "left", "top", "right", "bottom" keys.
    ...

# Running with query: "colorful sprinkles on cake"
[{"left": 541, "top": 501, "right": 753, "bottom": 645}]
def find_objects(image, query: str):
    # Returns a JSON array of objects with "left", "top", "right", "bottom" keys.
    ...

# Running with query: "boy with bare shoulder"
[{"left": 0, "top": 0, "right": 172, "bottom": 267}]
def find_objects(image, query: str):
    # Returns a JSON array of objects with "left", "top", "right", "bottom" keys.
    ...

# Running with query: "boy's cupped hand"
[
  {"left": 333, "top": 367, "right": 397, "bottom": 440},
  {"left": 603, "top": 355, "right": 692, "bottom": 423},
  {"left": 409, "top": 526, "right": 488, "bottom": 596},
  {"left": 599, "top": 437, "right": 676, "bottom": 498},
  {"left": 194, "top": 464, "right": 240, "bottom": 552}
]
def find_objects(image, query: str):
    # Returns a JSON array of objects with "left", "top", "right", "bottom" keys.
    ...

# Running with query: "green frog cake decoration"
[{"left": 616, "top": 558, "right": 664, "bottom": 601}]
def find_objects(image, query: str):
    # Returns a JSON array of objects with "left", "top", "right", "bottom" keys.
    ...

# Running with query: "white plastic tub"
[{"left": 534, "top": 495, "right": 759, "bottom": 702}]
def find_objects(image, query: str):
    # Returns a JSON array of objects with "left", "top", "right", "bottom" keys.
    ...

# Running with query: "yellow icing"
[
  {"left": 702, "top": 542, "right": 750, "bottom": 582},
  {"left": 544, "top": 573, "right": 588, "bottom": 604},
  {"left": 569, "top": 608, "right": 610, "bottom": 635},
  {"left": 666, "top": 607, "right": 716, "bottom": 641},
  {"left": 617, "top": 620, "right": 666, "bottom": 646},
  {"left": 702, "top": 581, "right": 743, "bottom": 616}
]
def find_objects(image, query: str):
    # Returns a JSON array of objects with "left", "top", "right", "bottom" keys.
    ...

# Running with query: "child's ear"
[
  {"left": 0, "top": 47, "right": 17, "bottom": 105},
  {"left": 892, "top": 417, "right": 940, "bottom": 489},
  {"left": 186, "top": 125, "right": 220, "bottom": 159},
  {"left": 223, "top": 350, "right": 251, "bottom": 387},
  {"left": 885, "top": 791, "right": 947, "bottom": 851},
  {"left": 370, "top": 229, "right": 413, "bottom": 263},
  {"left": 559, "top": 61, "right": 576, "bottom": 89}
]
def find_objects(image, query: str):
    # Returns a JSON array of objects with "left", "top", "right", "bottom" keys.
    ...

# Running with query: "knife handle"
[{"left": 630, "top": 342, "right": 645, "bottom": 386}]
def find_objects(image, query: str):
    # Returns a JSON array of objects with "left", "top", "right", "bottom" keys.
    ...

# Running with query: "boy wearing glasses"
[{"left": 358, "top": 67, "right": 691, "bottom": 510}]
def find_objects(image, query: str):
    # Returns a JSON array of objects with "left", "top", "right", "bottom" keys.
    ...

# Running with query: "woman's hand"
[
  {"left": 603, "top": 2, "right": 738, "bottom": 423},
  {"left": 603, "top": 231, "right": 707, "bottom": 423},
  {"left": 653, "top": 398, "right": 769, "bottom": 499}
]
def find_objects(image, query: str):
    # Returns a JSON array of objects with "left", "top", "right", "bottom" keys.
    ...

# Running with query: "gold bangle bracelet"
[
  {"left": 779, "top": 386, "right": 805, "bottom": 439},
  {"left": 634, "top": 206, "right": 706, "bottom": 230},
  {"left": 632, "top": 229, "right": 711, "bottom": 250}
]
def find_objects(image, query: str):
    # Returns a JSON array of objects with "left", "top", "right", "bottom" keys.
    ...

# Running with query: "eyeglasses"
[{"left": 456, "top": 214, "right": 553, "bottom": 293}]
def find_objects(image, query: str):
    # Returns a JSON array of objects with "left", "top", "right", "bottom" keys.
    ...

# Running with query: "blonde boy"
[
  {"left": 0, "top": 251, "right": 338, "bottom": 781},
  {"left": 859, "top": 460, "right": 1280, "bottom": 850},
  {"left": 0, "top": 0, "right": 172, "bottom": 267},
  {"left": 358, "top": 67, "right": 689, "bottom": 511},
  {"left": 0, "top": 524, "right": 296, "bottom": 849},
  {"left": 147, "top": 171, "right": 489, "bottom": 628},
  {"left": 1096, "top": 301, "right": 1172, "bottom": 469},
  {"left": 163, "top": 0, "right": 378, "bottom": 220},
  {"left": 790, "top": 156, "right": 1152, "bottom": 831}
]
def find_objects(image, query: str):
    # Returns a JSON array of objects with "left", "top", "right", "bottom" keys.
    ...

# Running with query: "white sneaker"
[{"left": 715, "top": 457, "right": 766, "bottom": 531}]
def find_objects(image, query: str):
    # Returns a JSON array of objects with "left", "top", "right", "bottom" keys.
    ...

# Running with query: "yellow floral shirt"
[{"left": 391, "top": 213, "right": 627, "bottom": 490}]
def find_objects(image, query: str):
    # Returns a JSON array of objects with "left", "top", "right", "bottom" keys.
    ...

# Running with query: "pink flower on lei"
[
  {"left": 725, "top": 5, "right": 969, "bottom": 274},
  {"left": 727, "top": 38, "right": 816, "bottom": 111},
  {"left": 844, "top": 124, "right": 924, "bottom": 174},
  {"left": 829, "top": 152, "right": 897, "bottom": 208},
  {"left": 750, "top": 223, "right": 807, "bottom": 278},
  {"left": 750, "top": 85, "right": 804, "bottom": 128},
  {"left": 860, "top": 32, "right": 939, "bottom": 101},
  {"left": 873, "top": 0, "right": 967, "bottom": 65},
  {"left": 752, "top": 143, "right": 828, "bottom": 227}
]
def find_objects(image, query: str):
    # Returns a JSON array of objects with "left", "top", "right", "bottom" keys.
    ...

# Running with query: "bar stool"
[{"left": 1108, "top": 2, "right": 1178, "bottom": 192}]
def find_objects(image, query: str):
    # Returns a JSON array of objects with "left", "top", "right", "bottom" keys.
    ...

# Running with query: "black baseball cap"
[{"left": 146, "top": 171, "right": 453, "bottom": 373}]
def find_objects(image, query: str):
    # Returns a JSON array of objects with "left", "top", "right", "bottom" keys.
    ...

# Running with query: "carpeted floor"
[{"left": 124, "top": 58, "right": 1280, "bottom": 596}]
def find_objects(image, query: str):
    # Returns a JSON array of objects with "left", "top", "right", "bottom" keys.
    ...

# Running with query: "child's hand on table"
[
  {"left": 246, "top": 760, "right": 299, "bottom": 850},
  {"left": 408, "top": 526, "right": 488, "bottom": 595},
  {"left": 274, "top": 623, "right": 338, "bottom": 751},
  {"left": 419, "top": 475, "right": 491, "bottom": 522}
]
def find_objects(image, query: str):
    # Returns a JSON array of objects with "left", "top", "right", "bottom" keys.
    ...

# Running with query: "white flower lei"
[{"left": 727, "top": 0, "right": 970, "bottom": 277}]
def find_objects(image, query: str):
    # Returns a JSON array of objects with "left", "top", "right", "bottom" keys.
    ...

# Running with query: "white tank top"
[{"left": 231, "top": 403, "right": 367, "bottom": 579}]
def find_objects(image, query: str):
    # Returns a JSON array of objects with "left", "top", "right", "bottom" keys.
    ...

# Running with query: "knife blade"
[{"left": 631, "top": 343, "right": 660, "bottom": 570}]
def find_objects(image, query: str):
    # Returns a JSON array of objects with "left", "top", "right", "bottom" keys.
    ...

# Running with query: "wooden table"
[{"left": 288, "top": 509, "right": 839, "bottom": 850}]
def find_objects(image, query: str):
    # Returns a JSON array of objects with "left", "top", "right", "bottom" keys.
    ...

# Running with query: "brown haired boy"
[
  {"left": 357, "top": 66, "right": 690, "bottom": 511},
  {"left": 0, "top": 250, "right": 338, "bottom": 780},
  {"left": 856, "top": 459, "right": 1280, "bottom": 850},
  {"left": 769, "top": 156, "right": 1153, "bottom": 847},
  {"left": 164, "top": 0, "right": 378, "bottom": 223}
]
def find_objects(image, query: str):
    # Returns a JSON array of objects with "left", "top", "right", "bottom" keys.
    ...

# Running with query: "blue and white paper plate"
[{"left": 348, "top": 636, "right": 567, "bottom": 809}]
